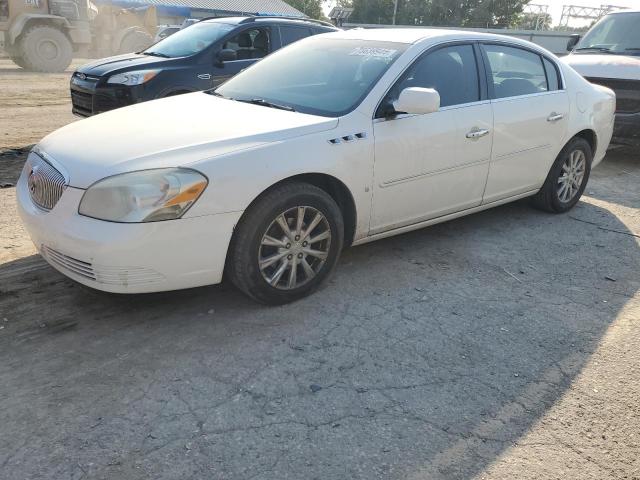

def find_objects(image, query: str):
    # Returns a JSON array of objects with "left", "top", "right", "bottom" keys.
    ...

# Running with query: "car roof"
[
  {"left": 607, "top": 9, "right": 640, "bottom": 14},
  {"left": 323, "top": 27, "right": 548, "bottom": 49},
  {"left": 201, "top": 16, "right": 337, "bottom": 29}
]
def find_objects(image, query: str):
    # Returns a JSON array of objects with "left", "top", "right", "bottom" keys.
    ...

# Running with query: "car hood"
[
  {"left": 38, "top": 93, "right": 338, "bottom": 188},
  {"left": 76, "top": 53, "right": 171, "bottom": 76},
  {"left": 562, "top": 54, "right": 640, "bottom": 81}
]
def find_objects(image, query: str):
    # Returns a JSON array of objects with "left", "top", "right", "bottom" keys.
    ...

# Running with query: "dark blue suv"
[{"left": 70, "top": 16, "right": 338, "bottom": 117}]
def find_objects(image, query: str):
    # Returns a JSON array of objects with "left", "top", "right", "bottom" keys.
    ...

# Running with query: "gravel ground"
[{"left": 0, "top": 59, "right": 639, "bottom": 480}]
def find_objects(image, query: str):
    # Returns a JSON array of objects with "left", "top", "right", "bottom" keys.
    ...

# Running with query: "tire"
[
  {"left": 228, "top": 182, "right": 345, "bottom": 305},
  {"left": 532, "top": 137, "right": 592, "bottom": 213},
  {"left": 118, "top": 30, "right": 154, "bottom": 54},
  {"left": 18, "top": 25, "right": 72, "bottom": 73}
]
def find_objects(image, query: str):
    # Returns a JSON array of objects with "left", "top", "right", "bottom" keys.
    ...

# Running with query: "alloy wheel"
[
  {"left": 258, "top": 206, "right": 332, "bottom": 290},
  {"left": 557, "top": 149, "right": 586, "bottom": 203}
]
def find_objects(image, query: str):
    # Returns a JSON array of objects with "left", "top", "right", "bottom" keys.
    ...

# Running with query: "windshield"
[
  {"left": 145, "top": 22, "right": 235, "bottom": 58},
  {"left": 576, "top": 12, "right": 640, "bottom": 54},
  {"left": 214, "top": 38, "right": 408, "bottom": 117}
]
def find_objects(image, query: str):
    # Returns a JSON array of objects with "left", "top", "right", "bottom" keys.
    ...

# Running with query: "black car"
[{"left": 70, "top": 16, "right": 338, "bottom": 117}]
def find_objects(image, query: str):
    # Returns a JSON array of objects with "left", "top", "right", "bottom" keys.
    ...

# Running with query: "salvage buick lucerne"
[{"left": 17, "top": 29, "right": 615, "bottom": 304}]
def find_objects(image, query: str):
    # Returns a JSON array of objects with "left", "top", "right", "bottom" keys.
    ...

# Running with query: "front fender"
[{"left": 184, "top": 120, "right": 374, "bottom": 242}]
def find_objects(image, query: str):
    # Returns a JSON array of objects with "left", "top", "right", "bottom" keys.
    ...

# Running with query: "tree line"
[{"left": 289, "top": 0, "right": 532, "bottom": 29}]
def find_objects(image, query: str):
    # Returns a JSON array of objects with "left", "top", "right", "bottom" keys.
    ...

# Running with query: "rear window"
[
  {"left": 483, "top": 44, "right": 549, "bottom": 99},
  {"left": 543, "top": 57, "right": 561, "bottom": 91},
  {"left": 280, "top": 26, "right": 312, "bottom": 45}
]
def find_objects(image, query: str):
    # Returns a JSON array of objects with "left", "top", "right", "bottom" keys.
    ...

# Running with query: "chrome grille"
[{"left": 27, "top": 153, "right": 67, "bottom": 211}]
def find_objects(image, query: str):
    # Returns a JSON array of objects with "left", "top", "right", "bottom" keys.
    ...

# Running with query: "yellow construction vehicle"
[{"left": 0, "top": 0, "right": 158, "bottom": 72}]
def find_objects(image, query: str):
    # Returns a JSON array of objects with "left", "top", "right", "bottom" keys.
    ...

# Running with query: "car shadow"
[
  {"left": 0, "top": 174, "right": 638, "bottom": 479},
  {"left": 0, "top": 146, "right": 31, "bottom": 186}
]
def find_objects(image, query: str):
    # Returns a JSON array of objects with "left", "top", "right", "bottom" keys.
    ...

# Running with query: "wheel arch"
[
  {"left": 573, "top": 129, "right": 597, "bottom": 156},
  {"left": 237, "top": 173, "right": 358, "bottom": 248},
  {"left": 157, "top": 88, "right": 197, "bottom": 99}
]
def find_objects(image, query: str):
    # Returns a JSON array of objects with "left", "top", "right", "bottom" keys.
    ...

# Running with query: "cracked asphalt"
[{"left": 1, "top": 61, "right": 639, "bottom": 479}]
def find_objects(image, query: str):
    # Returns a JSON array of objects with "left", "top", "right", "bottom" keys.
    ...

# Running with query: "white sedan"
[{"left": 17, "top": 28, "right": 615, "bottom": 304}]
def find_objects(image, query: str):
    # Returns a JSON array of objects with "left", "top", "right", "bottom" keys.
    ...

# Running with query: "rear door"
[
  {"left": 277, "top": 25, "right": 314, "bottom": 49},
  {"left": 480, "top": 43, "right": 569, "bottom": 203}
]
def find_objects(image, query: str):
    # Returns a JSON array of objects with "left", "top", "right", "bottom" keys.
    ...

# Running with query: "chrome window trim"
[{"left": 489, "top": 89, "right": 567, "bottom": 104}]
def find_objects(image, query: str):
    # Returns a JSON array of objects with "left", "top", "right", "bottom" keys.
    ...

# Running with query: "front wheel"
[
  {"left": 228, "top": 182, "right": 344, "bottom": 305},
  {"left": 532, "top": 137, "right": 592, "bottom": 213}
]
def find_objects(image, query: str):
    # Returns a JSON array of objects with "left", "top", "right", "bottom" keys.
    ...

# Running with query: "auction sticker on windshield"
[{"left": 349, "top": 47, "right": 397, "bottom": 58}]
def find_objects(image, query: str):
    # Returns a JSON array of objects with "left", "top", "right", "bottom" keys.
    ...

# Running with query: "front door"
[
  {"left": 210, "top": 27, "right": 272, "bottom": 87},
  {"left": 371, "top": 43, "right": 494, "bottom": 234}
]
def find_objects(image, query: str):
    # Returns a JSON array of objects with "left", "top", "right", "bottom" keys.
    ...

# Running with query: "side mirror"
[
  {"left": 217, "top": 49, "right": 237, "bottom": 63},
  {"left": 393, "top": 87, "right": 440, "bottom": 115},
  {"left": 567, "top": 34, "right": 581, "bottom": 52}
]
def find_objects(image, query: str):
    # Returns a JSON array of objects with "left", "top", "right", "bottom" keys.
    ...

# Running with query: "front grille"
[
  {"left": 71, "top": 89, "right": 93, "bottom": 116},
  {"left": 43, "top": 246, "right": 96, "bottom": 280},
  {"left": 27, "top": 153, "right": 67, "bottom": 211},
  {"left": 586, "top": 77, "right": 640, "bottom": 114},
  {"left": 93, "top": 93, "right": 118, "bottom": 113}
]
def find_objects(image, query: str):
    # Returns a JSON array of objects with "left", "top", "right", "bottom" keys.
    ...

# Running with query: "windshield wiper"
[
  {"left": 236, "top": 98, "right": 295, "bottom": 112},
  {"left": 625, "top": 48, "right": 640, "bottom": 51},
  {"left": 575, "top": 46, "right": 613, "bottom": 53},
  {"left": 142, "top": 51, "right": 171, "bottom": 58},
  {"left": 206, "top": 90, "right": 226, "bottom": 98}
]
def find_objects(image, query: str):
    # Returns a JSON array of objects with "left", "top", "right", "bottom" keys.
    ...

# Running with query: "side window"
[
  {"left": 543, "top": 57, "right": 561, "bottom": 91},
  {"left": 279, "top": 26, "right": 312, "bottom": 45},
  {"left": 388, "top": 44, "right": 480, "bottom": 109},
  {"left": 223, "top": 28, "right": 270, "bottom": 60},
  {"left": 483, "top": 44, "right": 549, "bottom": 99}
]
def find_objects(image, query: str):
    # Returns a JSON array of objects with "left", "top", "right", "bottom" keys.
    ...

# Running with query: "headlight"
[
  {"left": 107, "top": 69, "right": 160, "bottom": 86},
  {"left": 79, "top": 168, "right": 208, "bottom": 223}
]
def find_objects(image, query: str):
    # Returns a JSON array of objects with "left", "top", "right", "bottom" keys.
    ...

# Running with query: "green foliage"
[
  {"left": 348, "top": 0, "right": 529, "bottom": 27},
  {"left": 287, "top": 0, "right": 327, "bottom": 19}
]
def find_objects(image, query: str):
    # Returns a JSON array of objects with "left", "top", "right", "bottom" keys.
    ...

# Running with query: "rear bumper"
[
  {"left": 16, "top": 169, "right": 242, "bottom": 293},
  {"left": 611, "top": 112, "right": 640, "bottom": 146}
]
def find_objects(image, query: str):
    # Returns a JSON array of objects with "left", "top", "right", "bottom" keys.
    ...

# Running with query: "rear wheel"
[
  {"left": 532, "top": 137, "right": 592, "bottom": 213},
  {"left": 18, "top": 25, "right": 72, "bottom": 72},
  {"left": 228, "top": 183, "right": 344, "bottom": 305}
]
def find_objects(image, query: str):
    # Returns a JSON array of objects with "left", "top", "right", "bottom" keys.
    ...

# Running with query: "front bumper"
[
  {"left": 16, "top": 169, "right": 242, "bottom": 293},
  {"left": 70, "top": 74, "right": 145, "bottom": 117},
  {"left": 612, "top": 112, "right": 640, "bottom": 147}
]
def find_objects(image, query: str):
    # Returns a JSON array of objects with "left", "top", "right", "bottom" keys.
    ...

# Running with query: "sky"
[{"left": 546, "top": 0, "right": 639, "bottom": 26}]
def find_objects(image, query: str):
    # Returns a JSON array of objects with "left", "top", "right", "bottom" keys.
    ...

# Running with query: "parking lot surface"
[{"left": 1, "top": 59, "right": 639, "bottom": 480}]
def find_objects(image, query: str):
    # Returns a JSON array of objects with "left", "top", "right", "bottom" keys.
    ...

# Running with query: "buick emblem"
[
  {"left": 77, "top": 72, "right": 86, "bottom": 80},
  {"left": 28, "top": 166, "right": 39, "bottom": 193}
]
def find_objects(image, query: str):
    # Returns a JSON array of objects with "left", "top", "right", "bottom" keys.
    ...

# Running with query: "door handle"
[
  {"left": 466, "top": 128, "right": 490, "bottom": 139},
  {"left": 547, "top": 112, "right": 564, "bottom": 122}
]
